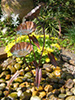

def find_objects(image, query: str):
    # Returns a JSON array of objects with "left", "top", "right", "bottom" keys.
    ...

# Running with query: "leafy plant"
[
  {"left": 0, "top": 13, "right": 20, "bottom": 47},
  {"left": 34, "top": 0, "right": 75, "bottom": 35},
  {"left": 0, "top": 0, "right": 75, "bottom": 47},
  {"left": 66, "top": 25, "right": 75, "bottom": 43},
  {"left": 57, "top": 25, "right": 75, "bottom": 52},
  {"left": 0, "top": 0, "right": 1, "bottom": 15}
]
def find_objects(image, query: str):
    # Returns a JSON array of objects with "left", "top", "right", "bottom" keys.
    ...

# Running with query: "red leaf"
[
  {"left": 48, "top": 53, "right": 57, "bottom": 67},
  {"left": 29, "top": 35, "right": 40, "bottom": 48}
]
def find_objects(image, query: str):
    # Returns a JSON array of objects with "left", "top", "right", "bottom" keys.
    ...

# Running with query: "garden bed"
[{"left": 0, "top": 0, "right": 75, "bottom": 100}]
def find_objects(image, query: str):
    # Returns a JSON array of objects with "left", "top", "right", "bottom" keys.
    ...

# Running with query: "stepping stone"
[{"left": 0, "top": 47, "right": 7, "bottom": 59}]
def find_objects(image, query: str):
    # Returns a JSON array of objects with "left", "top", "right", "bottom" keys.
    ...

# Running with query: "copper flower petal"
[
  {"left": 10, "top": 42, "right": 33, "bottom": 57},
  {"left": 16, "top": 21, "right": 36, "bottom": 35}
]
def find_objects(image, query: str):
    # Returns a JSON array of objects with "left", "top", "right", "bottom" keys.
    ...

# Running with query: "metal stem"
[{"left": 36, "top": 17, "right": 45, "bottom": 67}]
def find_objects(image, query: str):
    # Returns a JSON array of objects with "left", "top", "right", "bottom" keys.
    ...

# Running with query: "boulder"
[{"left": 1, "top": 0, "right": 34, "bottom": 20}]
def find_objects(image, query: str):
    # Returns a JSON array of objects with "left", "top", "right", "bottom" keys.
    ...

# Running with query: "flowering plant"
[
  {"left": 11, "top": 13, "right": 19, "bottom": 26},
  {"left": 5, "top": 33, "right": 61, "bottom": 62}
]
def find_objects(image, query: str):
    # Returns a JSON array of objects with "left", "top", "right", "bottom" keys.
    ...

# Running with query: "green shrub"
[
  {"left": 34, "top": 0, "right": 75, "bottom": 35},
  {"left": 66, "top": 25, "right": 75, "bottom": 44}
]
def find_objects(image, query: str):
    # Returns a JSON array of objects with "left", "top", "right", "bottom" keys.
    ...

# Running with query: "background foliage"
[
  {"left": 34, "top": 0, "right": 75, "bottom": 35},
  {"left": 0, "top": 0, "right": 75, "bottom": 51}
]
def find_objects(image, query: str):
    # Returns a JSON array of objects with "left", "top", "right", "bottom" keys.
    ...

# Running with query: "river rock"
[
  {"left": 8, "top": 65, "right": 16, "bottom": 73},
  {"left": 13, "top": 83, "right": 19, "bottom": 89},
  {"left": 14, "top": 77, "right": 23, "bottom": 83},
  {"left": 17, "top": 90, "right": 22, "bottom": 97},
  {"left": 58, "top": 94, "right": 67, "bottom": 99},
  {"left": 36, "top": 86, "right": 43, "bottom": 92},
  {"left": 65, "top": 79, "right": 74, "bottom": 89},
  {"left": 73, "top": 79, "right": 75, "bottom": 83},
  {"left": 5, "top": 74, "right": 11, "bottom": 80},
  {"left": 65, "top": 96, "right": 75, "bottom": 100},
  {"left": 0, "top": 71, "right": 9, "bottom": 78},
  {"left": 25, "top": 67, "right": 30, "bottom": 71},
  {"left": 1, "top": 58, "right": 15, "bottom": 68},
  {"left": 44, "top": 84, "right": 52, "bottom": 92},
  {"left": 14, "top": 63, "right": 21, "bottom": 70},
  {"left": 60, "top": 49, "right": 75, "bottom": 65},
  {"left": 60, "top": 87, "right": 65, "bottom": 94},
  {"left": 19, "top": 83, "right": 26, "bottom": 88},
  {"left": 24, "top": 72, "right": 32, "bottom": 78},
  {"left": 0, "top": 91, "right": 2, "bottom": 96},
  {"left": 70, "top": 87, "right": 75, "bottom": 95},
  {"left": 20, "top": 92, "right": 31, "bottom": 100},
  {"left": 66, "top": 91, "right": 73, "bottom": 96},
  {"left": 1, "top": 0, "right": 34, "bottom": 20},
  {"left": 66, "top": 74, "right": 73, "bottom": 80},
  {"left": 0, "top": 79, "right": 5, "bottom": 83},
  {"left": 62, "top": 63, "right": 75, "bottom": 75},
  {"left": 43, "top": 64, "right": 52, "bottom": 72},
  {"left": 46, "top": 92, "right": 53, "bottom": 98},
  {"left": 8, "top": 92, "right": 17, "bottom": 99},
  {"left": 30, "top": 96, "right": 41, "bottom": 100},
  {"left": 0, "top": 83, "right": 5, "bottom": 90},
  {"left": 32, "top": 69, "right": 36, "bottom": 76},
  {"left": 3, "top": 90, "right": 9, "bottom": 96},
  {"left": 39, "top": 91, "right": 46, "bottom": 98},
  {"left": 47, "top": 95, "right": 57, "bottom": 100},
  {"left": 32, "top": 91, "right": 39, "bottom": 96}
]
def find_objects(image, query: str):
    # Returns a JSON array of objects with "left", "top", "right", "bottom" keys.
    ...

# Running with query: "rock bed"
[{"left": 0, "top": 56, "right": 75, "bottom": 100}]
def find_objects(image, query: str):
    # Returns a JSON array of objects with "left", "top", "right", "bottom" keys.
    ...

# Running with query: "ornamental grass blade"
[
  {"left": 58, "top": 20, "right": 61, "bottom": 37},
  {"left": 48, "top": 53, "right": 57, "bottom": 67},
  {"left": 29, "top": 35, "right": 40, "bottom": 48},
  {"left": 35, "top": 68, "right": 42, "bottom": 88},
  {"left": 16, "top": 21, "right": 36, "bottom": 35},
  {"left": 10, "top": 42, "right": 33, "bottom": 57},
  {"left": 7, "top": 69, "right": 23, "bottom": 87}
]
